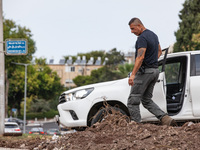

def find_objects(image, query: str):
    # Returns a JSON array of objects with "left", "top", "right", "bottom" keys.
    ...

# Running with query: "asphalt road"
[{"left": 22, "top": 121, "right": 59, "bottom": 134}]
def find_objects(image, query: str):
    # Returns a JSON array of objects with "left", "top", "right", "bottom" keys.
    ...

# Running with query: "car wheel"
[{"left": 91, "top": 107, "right": 128, "bottom": 126}]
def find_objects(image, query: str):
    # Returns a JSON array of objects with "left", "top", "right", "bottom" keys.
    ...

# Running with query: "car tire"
[{"left": 90, "top": 107, "right": 127, "bottom": 126}]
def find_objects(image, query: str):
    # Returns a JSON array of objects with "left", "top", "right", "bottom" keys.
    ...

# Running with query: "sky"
[{"left": 3, "top": 0, "right": 185, "bottom": 63}]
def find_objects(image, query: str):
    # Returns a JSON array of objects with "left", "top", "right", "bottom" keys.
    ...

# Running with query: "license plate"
[{"left": 34, "top": 133, "right": 39, "bottom": 134}]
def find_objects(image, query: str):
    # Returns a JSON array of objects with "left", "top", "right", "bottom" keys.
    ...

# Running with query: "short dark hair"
[{"left": 128, "top": 18, "right": 143, "bottom": 26}]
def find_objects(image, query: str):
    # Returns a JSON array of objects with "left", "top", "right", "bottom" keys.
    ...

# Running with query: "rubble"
[{"left": 1, "top": 111, "right": 200, "bottom": 149}]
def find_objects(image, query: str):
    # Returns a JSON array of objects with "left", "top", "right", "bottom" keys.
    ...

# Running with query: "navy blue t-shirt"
[{"left": 135, "top": 29, "right": 159, "bottom": 68}]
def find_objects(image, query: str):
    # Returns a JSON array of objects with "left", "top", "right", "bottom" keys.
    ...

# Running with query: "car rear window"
[
  {"left": 31, "top": 128, "right": 43, "bottom": 132},
  {"left": 5, "top": 124, "right": 18, "bottom": 128}
]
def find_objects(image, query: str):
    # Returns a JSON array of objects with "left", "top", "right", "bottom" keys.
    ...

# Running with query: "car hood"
[{"left": 63, "top": 78, "right": 126, "bottom": 94}]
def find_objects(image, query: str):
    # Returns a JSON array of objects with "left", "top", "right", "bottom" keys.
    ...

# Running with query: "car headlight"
[{"left": 65, "top": 87, "right": 94, "bottom": 102}]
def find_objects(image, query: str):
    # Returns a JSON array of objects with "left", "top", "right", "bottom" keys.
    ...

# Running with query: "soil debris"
[{"left": 1, "top": 111, "right": 200, "bottom": 150}]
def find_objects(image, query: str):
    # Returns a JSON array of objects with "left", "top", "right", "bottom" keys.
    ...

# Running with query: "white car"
[
  {"left": 57, "top": 49, "right": 200, "bottom": 129},
  {"left": 4, "top": 122, "right": 22, "bottom": 136}
]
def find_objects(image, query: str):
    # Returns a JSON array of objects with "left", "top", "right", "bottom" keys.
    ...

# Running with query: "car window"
[
  {"left": 191, "top": 54, "right": 200, "bottom": 76},
  {"left": 5, "top": 124, "right": 18, "bottom": 128},
  {"left": 165, "top": 62, "right": 180, "bottom": 84},
  {"left": 195, "top": 55, "right": 200, "bottom": 75},
  {"left": 31, "top": 128, "right": 43, "bottom": 131}
]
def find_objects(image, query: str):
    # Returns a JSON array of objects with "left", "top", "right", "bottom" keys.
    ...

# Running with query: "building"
[
  {"left": 48, "top": 52, "right": 135, "bottom": 87},
  {"left": 48, "top": 56, "right": 104, "bottom": 87}
]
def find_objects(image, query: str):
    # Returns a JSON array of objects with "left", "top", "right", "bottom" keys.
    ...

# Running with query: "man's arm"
[
  {"left": 158, "top": 44, "right": 162, "bottom": 58},
  {"left": 128, "top": 47, "right": 146, "bottom": 86}
]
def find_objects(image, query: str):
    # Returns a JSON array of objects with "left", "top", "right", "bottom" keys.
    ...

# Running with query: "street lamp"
[{"left": 12, "top": 62, "right": 29, "bottom": 134}]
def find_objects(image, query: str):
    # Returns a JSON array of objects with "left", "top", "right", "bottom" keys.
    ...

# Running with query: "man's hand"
[
  {"left": 128, "top": 47, "right": 146, "bottom": 86},
  {"left": 128, "top": 75, "right": 135, "bottom": 86}
]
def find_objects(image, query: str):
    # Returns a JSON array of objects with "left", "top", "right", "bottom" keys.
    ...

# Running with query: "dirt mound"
[{"left": 1, "top": 112, "right": 200, "bottom": 150}]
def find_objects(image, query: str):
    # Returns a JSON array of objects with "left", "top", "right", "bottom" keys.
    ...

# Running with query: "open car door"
[{"left": 141, "top": 48, "right": 168, "bottom": 121}]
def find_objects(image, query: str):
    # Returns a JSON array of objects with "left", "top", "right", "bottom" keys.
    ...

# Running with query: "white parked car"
[
  {"left": 57, "top": 50, "right": 200, "bottom": 129},
  {"left": 4, "top": 122, "right": 22, "bottom": 136}
]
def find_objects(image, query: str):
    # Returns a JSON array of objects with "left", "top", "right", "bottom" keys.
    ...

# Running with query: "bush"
[{"left": 20, "top": 109, "right": 59, "bottom": 120}]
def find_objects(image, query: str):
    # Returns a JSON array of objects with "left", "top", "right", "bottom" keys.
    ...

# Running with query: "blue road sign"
[
  {"left": 5, "top": 39, "right": 28, "bottom": 55},
  {"left": 12, "top": 108, "right": 17, "bottom": 112}
]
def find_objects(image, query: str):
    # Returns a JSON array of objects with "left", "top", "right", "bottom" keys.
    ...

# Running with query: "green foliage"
[
  {"left": 73, "top": 75, "right": 92, "bottom": 86},
  {"left": 49, "top": 96, "right": 60, "bottom": 110},
  {"left": 90, "top": 66, "right": 123, "bottom": 82},
  {"left": 32, "top": 58, "right": 64, "bottom": 100},
  {"left": 3, "top": 18, "right": 37, "bottom": 115},
  {"left": 117, "top": 63, "right": 134, "bottom": 78},
  {"left": 3, "top": 18, "right": 64, "bottom": 117},
  {"left": 43, "top": 109, "right": 59, "bottom": 118},
  {"left": 8, "top": 58, "right": 64, "bottom": 114},
  {"left": 174, "top": 0, "right": 200, "bottom": 52},
  {"left": 69, "top": 48, "right": 126, "bottom": 87},
  {"left": 29, "top": 99, "right": 50, "bottom": 113},
  {"left": 191, "top": 33, "right": 200, "bottom": 49},
  {"left": 24, "top": 109, "right": 58, "bottom": 120},
  {"left": 4, "top": 18, "right": 36, "bottom": 72},
  {"left": 105, "top": 48, "right": 125, "bottom": 67},
  {"left": 73, "top": 64, "right": 132, "bottom": 87}
]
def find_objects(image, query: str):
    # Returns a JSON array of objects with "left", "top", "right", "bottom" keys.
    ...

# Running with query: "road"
[{"left": 22, "top": 121, "right": 59, "bottom": 134}]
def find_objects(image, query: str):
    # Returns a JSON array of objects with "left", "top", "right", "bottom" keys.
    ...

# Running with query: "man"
[{"left": 127, "top": 17, "right": 175, "bottom": 126}]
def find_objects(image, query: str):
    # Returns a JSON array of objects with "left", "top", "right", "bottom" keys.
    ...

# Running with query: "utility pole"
[
  {"left": 12, "top": 62, "right": 29, "bottom": 134},
  {"left": 0, "top": 0, "right": 5, "bottom": 135}
]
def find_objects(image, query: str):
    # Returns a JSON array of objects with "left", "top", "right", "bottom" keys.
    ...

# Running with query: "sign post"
[{"left": 11, "top": 62, "right": 29, "bottom": 134}]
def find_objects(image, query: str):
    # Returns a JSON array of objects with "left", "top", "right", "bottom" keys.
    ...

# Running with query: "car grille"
[{"left": 59, "top": 93, "right": 66, "bottom": 104}]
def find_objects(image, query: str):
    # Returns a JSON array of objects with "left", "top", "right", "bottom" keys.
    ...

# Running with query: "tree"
[
  {"left": 29, "top": 99, "right": 50, "bottom": 113},
  {"left": 3, "top": 18, "right": 36, "bottom": 116},
  {"left": 4, "top": 18, "right": 36, "bottom": 68},
  {"left": 9, "top": 58, "right": 64, "bottom": 115},
  {"left": 73, "top": 66, "right": 124, "bottom": 86},
  {"left": 73, "top": 75, "right": 92, "bottom": 87},
  {"left": 117, "top": 63, "right": 134, "bottom": 78},
  {"left": 174, "top": 0, "right": 200, "bottom": 52},
  {"left": 191, "top": 33, "right": 200, "bottom": 49},
  {"left": 105, "top": 48, "right": 125, "bottom": 67},
  {"left": 72, "top": 48, "right": 126, "bottom": 87},
  {"left": 3, "top": 18, "right": 64, "bottom": 116},
  {"left": 26, "top": 58, "right": 63, "bottom": 99},
  {"left": 73, "top": 63, "right": 134, "bottom": 87}
]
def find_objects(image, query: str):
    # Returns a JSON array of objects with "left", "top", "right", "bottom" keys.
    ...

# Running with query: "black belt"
[
  {"left": 141, "top": 65, "right": 158, "bottom": 69},
  {"left": 139, "top": 66, "right": 157, "bottom": 74}
]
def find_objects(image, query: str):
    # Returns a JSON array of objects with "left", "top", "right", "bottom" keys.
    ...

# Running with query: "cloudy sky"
[{"left": 3, "top": 0, "right": 185, "bottom": 63}]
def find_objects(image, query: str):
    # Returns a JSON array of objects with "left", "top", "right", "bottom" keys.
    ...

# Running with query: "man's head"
[{"left": 128, "top": 18, "right": 145, "bottom": 36}]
